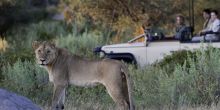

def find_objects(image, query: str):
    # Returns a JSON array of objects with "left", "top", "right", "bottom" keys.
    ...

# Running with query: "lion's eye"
[
  {"left": 47, "top": 50, "right": 51, "bottom": 54},
  {"left": 38, "top": 50, "right": 41, "bottom": 53}
]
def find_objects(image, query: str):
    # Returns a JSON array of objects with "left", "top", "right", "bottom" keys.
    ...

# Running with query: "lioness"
[{"left": 32, "top": 41, "right": 135, "bottom": 110}]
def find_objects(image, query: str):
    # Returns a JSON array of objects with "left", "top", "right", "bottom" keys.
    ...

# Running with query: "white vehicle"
[{"left": 93, "top": 34, "right": 220, "bottom": 68}]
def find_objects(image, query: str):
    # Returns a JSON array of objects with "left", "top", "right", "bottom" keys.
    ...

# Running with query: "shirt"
[{"left": 205, "top": 18, "right": 220, "bottom": 40}]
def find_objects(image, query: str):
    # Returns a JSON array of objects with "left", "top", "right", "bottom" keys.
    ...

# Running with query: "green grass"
[
  {"left": 56, "top": 31, "right": 104, "bottom": 58},
  {"left": 0, "top": 60, "right": 51, "bottom": 104},
  {"left": 6, "top": 21, "right": 68, "bottom": 48}
]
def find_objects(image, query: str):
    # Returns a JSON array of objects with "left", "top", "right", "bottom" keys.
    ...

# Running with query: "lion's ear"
[
  {"left": 49, "top": 41, "right": 56, "bottom": 48},
  {"left": 32, "top": 41, "right": 41, "bottom": 50}
]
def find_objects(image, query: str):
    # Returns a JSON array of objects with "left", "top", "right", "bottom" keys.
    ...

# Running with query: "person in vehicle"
[
  {"left": 192, "top": 10, "right": 220, "bottom": 41},
  {"left": 174, "top": 14, "right": 190, "bottom": 41},
  {"left": 192, "top": 9, "right": 211, "bottom": 41},
  {"left": 204, "top": 10, "right": 220, "bottom": 41},
  {"left": 202, "top": 9, "right": 212, "bottom": 31}
]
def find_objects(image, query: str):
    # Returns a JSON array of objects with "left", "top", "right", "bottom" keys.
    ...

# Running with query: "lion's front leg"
[
  {"left": 58, "top": 88, "right": 66, "bottom": 109},
  {"left": 51, "top": 85, "right": 66, "bottom": 110}
]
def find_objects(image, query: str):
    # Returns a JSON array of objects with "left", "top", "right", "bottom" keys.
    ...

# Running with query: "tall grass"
[
  {"left": 6, "top": 21, "right": 68, "bottom": 49},
  {"left": 0, "top": 60, "right": 51, "bottom": 105},
  {"left": 57, "top": 31, "right": 105, "bottom": 58},
  {"left": 130, "top": 47, "right": 220, "bottom": 109},
  {"left": 0, "top": 38, "right": 8, "bottom": 52}
]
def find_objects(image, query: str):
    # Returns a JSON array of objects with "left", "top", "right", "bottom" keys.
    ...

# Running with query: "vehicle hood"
[{"left": 102, "top": 42, "right": 145, "bottom": 48}]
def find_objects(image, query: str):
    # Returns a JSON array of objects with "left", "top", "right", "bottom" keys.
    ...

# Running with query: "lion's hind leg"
[{"left": 105, "top": 80, "right": 130, "bottom": 110}]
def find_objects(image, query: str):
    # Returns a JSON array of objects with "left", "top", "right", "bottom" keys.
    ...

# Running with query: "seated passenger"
[
  {"left": 174, "top": 14, "right": 191, "bottom": 41},
  {"left": 192, "top": 10, "right": 220, "bottom": 41},
  {"left": 201, "top": 9, "right": 212, "bottom": 32},
  {"left": 192, "top": 9, "right": 211, "bottom": 41}
]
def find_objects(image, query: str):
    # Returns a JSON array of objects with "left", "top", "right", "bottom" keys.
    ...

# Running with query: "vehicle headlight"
[
  {"left": 93, "top": 46, "right": 102, "bottom": 53},
  {"left": 100, "top": 51, "right": 105, "bottom": 58}
]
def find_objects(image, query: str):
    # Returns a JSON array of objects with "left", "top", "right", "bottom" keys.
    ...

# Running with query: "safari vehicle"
[
  {"left": 93, "top": 34, "right": 220, "bottom": 68},
  {"left": 93, "top": 0, "right": 220, "bottom": 68}
]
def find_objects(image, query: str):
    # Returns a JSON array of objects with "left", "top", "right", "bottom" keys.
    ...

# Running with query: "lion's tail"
[{"left": 121, "top": 65, "right": 135, "bottom": 110}]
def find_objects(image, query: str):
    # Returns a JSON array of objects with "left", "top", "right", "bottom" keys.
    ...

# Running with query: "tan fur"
[{"left": 32, "top": 41, "right": 135, "bottom": 110}]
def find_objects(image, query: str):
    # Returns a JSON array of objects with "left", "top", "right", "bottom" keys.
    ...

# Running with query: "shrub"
[
  {"left": 115, "top": 47, "right": 220, "bottom": 109},
  {"left": 0, "top": 0, "right": 51, "bottom": 34},
  {"left": 0, "top": 60, "right": 51, "bottom": 104},
  {"left": 57, "top": 31, "right": 105, "bottom": 58},
  {"left": 6, "top": 21, "right": 67, "bottom": 47},
  {"left": 154, "top": 50, "right": 196, "bottom": 75}
]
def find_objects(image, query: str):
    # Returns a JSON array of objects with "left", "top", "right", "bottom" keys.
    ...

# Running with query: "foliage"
[
  {"left": 0, "top": 60, "right": 51, "bottom": 104},
  {"left": 0, "top": 0, "right": 15, "bottom": 6},
  {"left": 60, "top": 0, "right": 220, "bottom": 40},
  {"left": 6, "top": 21, "right": 67, "bottom": 46},
  {"left": 56, "top": 31, "right": 105, "bottom": 58},
  {"left": 0, "top": 0, "right": 51, "bottom": 35},
  {"left": 0, "top": 48, "right": 34, "bottom": 66},
  {"left": 0, "top": 38, "right": 8, "bottom": 51},
  {"left": 155, "top": 50, "right": 196, "bottom": 74},
  {"left": 156, "top": 47, "right": 220, "bottom": 75},
  {"left": 131, "top": 47, "right": 220, "bottom": 108}
]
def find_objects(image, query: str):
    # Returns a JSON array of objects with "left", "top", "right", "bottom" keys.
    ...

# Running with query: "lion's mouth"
[
  {"left": 39, "top": 61, "right": 48, "bottom": 66},
  {"left": 40, "top": 63, "right": 46, "bottom": 66}
]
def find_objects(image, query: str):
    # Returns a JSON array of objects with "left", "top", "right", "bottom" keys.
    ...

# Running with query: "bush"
[
  {"left": 132, "top": 47, "right": 220, "bottom": 108},
  {"left": 155, "top": 50, "right": 196, "bottom": 75},
  {"left": 57, "top": 31, "right": 105, "bottom": 58},
  {"left": 6, "top": 21, "right": 67, "bottom": 47},
  {"left": 0, "top": 60, "right": 51, "bottom": 104},
  {"left": 0, "top": 0, "right": 51, "bottom": 34},
  {"left": 0, "top": 48, "right": 34, "bottom": 66}
]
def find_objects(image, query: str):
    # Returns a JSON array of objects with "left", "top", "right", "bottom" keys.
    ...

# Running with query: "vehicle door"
[{"left": 146, "top": 41, "right": 181, "bottom": 64}]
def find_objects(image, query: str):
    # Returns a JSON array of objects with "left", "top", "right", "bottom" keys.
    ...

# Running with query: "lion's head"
[{"left": 32, "top": 41, "right": 57, "bottom": 66}]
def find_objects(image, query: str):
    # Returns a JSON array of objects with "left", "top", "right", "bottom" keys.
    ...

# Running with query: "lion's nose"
[{"left": 40, "top": 58, "right": 45, "bottom": 62}]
